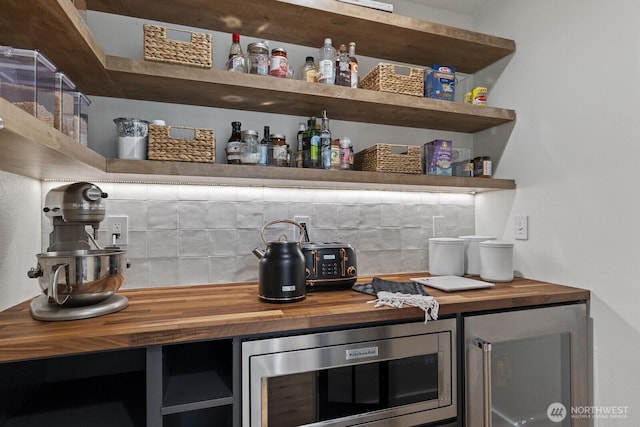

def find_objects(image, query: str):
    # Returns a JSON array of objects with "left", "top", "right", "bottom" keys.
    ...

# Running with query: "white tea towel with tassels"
[{"left": 370, "top": 290, "right": 439, "bottom": 323}]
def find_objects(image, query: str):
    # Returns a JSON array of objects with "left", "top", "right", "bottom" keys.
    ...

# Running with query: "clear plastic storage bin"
[
  {"left": 0, "top": 46, "right": 57, "bottom": 126},
  {"left": 54, "top": 71, "right": 76, "bottom": 139},
  {"left": 73, "top": 91, "right": 90, "bottom": 145}
]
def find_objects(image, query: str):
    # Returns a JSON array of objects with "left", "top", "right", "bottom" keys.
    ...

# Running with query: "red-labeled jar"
[{"left": 269, "top": 48, "right": 288, "bottom": 78}]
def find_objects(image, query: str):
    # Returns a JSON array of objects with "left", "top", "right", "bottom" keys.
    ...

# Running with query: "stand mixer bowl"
[{"left": 29, "top": 249, "right": 128, "bottom": 307}]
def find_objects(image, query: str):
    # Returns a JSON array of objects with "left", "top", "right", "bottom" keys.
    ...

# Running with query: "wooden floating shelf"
[{"left": 0, "top": 0, "right": 517, "bottom": 192}]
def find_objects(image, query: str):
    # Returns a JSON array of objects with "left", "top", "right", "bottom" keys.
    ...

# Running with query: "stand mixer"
[{"left": 27, "top": 182, "right": 129, "bottom": 321}]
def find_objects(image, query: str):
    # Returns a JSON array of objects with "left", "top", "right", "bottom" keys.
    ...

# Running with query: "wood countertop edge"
[{"left": 0, "top": 275, "right": 590, "bottom": 363}]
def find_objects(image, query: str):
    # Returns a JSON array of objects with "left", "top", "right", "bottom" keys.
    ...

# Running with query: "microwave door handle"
[{"left": 473, "top": 338, "right": 493, "bottom": 427}]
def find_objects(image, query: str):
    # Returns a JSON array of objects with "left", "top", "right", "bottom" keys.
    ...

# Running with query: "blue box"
[
  {"left": 424, "top": 140, "right": 453, "bottom": 176},
  {"left": 425, "top": 65, "right": 455, "bottom": 101}
]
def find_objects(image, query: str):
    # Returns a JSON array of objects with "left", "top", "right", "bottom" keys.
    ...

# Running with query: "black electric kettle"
[{"left": 252, "top": 219, "right": 306, "bottom": 303}]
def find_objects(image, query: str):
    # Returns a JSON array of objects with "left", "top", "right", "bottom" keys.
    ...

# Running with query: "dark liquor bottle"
[
  {"left": 258, "top": 125, "right": 270, "bottom": 166},
  {"left": 226, "top": 121, "right": 242, "bottom": 164}
]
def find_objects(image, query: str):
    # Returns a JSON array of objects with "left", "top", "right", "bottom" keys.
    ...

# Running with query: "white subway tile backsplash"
[
  {"left": 237, "top": 229, "right": 262, "bottom": 256},
  {"left": 178, "top": 257, "right": 209, "bottom": 285},
  {"left": 126, "top": 231, "right": 148, "bottom": 258},
  {"left": 179, "top": 230, "right": 210, "bottom": 257},
  {"left": 87, "top": 183, "right": 474, "bottom": 288},
  {"left": 236, "top": 202, "right": 265, "bottom": 229},
  {"left": 209, "top": 229, "right": 237, "bottom": 256},
  {"left": 262, "top": 204, "right": 289, "bottom": 224},
  {"left": 147, "top": 258, "right": 179, "bottom": 287},
  {"left": 359, "top": 228, "right": 380, "bottom": 251},
  {"left": 380, "top": 204, "right": 404, "bottom": 227},
  {"left": 148, "top": 202, "right": 178, "bottom": 230},
  {"left": 401, "top": 227, "right": 424, "bottom": 250},
  {"left": 400, "top": 249, "right": 428, "bottom": 273},
  {"left": 207, "top": 202, "right": 238, "bottom": 229},
  {"left": 336, "top": 204, "right": 360, "bottom": 228},
  {"left": 208, "top": 256, "right": 237, "bottom": 283},
  {"left": 122, "top": 258, "right": 148, "bottom": 289},
  {"left": 359, "top": 205, "right": 380, "bottom": 228},
  {"left": 148, "top": 230, "right": 178, "bottom": 258},
  {"left": 312, "top": 204, "right": 339, "bottom": 228},
  {"left": 178, "top": 202, "right": 209, "bottom": 229},
  {"left": 380, "top": 228, "right": 402, "bottom": 250}
]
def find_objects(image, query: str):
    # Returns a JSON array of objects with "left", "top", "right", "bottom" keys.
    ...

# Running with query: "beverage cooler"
[{"left": 464, "top": 303, "right": 590, "bottom": 426}]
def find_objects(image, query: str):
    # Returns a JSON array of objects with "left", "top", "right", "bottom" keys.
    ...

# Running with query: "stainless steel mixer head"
[{"left": 43, "top": 182, "right": 108, "bottom": 251}]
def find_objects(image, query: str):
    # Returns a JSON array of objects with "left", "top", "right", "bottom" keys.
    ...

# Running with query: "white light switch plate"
[{"left": 514, "top": 215, "right": 528, "bottom": 240}]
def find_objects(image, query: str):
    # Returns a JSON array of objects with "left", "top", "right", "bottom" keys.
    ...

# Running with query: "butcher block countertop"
[{"left": 0, "top": 273, "right": 589, "bottom": 363}]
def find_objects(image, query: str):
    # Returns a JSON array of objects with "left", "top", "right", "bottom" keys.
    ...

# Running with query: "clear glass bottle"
[
  {"left": 240, "top": 129, "right": 259, "bottom": 165},
  {"left": 335, "top": 44, "right": 350, "bottom": 87},
  {"left": 226, "top": 121, "right": 242, "bottom": 164},
  {"left": 348, "top": 42, "right": 359, "bottom": 88},
  {"left": 270, "top": 133, "right": 288, "bottom": 167},
  {"left": 247, "top": 42, "right": 269, "bottom": 75},
  {"left": 318, "top": 38, "right": 336, "bottom": 85},
  {"left": 227, "top": 33, "right": 245, "bottom": 72},
  {"left": 302, "top": 56, "right": 319, "bottom": 82},
  {"left": 320, "top": 110, "right": 332, "bottom": 169}
]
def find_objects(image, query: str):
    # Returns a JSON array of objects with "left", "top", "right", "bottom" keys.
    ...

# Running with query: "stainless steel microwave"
[{"left": 242, "top": 318, "right": 457, "bottom": 426}]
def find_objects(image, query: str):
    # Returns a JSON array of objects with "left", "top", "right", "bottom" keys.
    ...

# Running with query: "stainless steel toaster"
[{"left": 301, "top": 242, "right": 357, "bottom": 289}]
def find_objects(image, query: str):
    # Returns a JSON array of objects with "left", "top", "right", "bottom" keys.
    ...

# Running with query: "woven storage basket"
[
  {"left": 359, "top": 63, "right": 424, "bottom": 97},
  {"left": 148, "top": 124, "right": 215, "bottom": 163},
  {"left": 143, "top": 24, "right": 212, "bottom": 68},
  {"left": 354, "top": 144, "right": 422, "bottom": 174}
]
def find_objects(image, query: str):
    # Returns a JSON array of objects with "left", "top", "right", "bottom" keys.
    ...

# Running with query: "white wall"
[
  {"left": 474, "top": 0, "right": 640, "bottom": 424},
  {"left": 0, "top": 171, "right": 42, "bottom": 308}
]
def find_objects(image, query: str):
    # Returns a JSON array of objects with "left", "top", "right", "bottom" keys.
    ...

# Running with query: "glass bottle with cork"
[
  {"left": 348, "top": 42, "right": 358, "bottom": 88},
  {"left": 335, "top": 44, "right": 351, "bottom": 87}
]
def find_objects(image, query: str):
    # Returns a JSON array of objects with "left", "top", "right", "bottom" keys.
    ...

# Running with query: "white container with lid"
[
  {"left": 428, "top": 237, "right": 464, "bottom": 276},
  {"left": 459, "top": 235, "right": 496, "bottom": 275},
  {"left": 479, "top": 240, "right": 514, "bottom": 282}
]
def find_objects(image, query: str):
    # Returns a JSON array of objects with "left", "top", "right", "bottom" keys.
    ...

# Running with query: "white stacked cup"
[
  {"left": 428, "top": 237, "right": 464, "bottom": 276},
  {"left": 459, "top": 235, "right": 496, "bottom": 275},
  {"left": 479, "top": 240, "right": 514, "bottom": 282}
]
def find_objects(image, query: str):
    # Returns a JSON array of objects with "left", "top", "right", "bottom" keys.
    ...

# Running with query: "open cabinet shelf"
[{"left": 0, "top": 0, "right": 517, "bottom": 192}]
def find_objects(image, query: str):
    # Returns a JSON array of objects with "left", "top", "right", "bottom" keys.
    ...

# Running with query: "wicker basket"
[
  {"left": 148, "top": 124, "right": 216, "bottom": 163},
  {"left": 359, "top": 63, "right": 424, "bottom": 97},
  {"left": 143, "top": 24, "right": 212, "bottom": 68},
  {"left": 354, "top": 144, "right": 422, "bottom": 174}
]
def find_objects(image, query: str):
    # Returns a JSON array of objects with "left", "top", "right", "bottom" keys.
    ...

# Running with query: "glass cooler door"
[{"left": 464, "top": 303, "right": 589, "bottom": 427}]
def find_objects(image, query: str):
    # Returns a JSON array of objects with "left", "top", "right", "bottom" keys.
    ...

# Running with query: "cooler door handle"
[{"left": 473, "top": 337, "right": 492, "bottom": 427}]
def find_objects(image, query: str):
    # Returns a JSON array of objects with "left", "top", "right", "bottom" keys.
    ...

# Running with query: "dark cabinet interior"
[{"left": 0, "top": 348, "right": 146, "bottom": 427}]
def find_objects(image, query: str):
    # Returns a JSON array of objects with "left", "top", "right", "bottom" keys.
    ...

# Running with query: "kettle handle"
[{"left": 260, "top": 219, "right": 305, "bottom": 245}]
